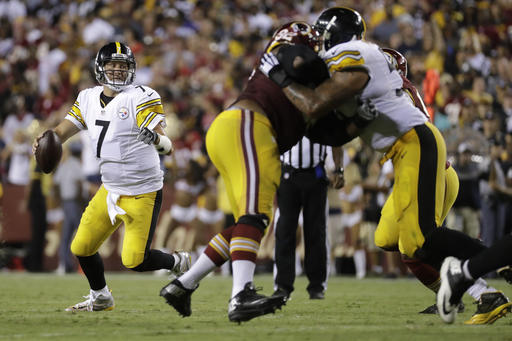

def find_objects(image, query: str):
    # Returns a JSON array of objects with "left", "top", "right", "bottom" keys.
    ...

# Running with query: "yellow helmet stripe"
[{"left": 115, "top": 42, "right": 121, "bottom": 54}]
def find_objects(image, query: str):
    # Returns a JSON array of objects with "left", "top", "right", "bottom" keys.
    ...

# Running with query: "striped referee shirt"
[{"left": 281, "top": 136, "right": 330, "bottom": 169}]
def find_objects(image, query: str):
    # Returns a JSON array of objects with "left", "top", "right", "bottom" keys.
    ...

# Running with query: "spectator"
[
  {"left": 446, "top": 143, "right": 481, "bottom": 239},
  {"left": 53, "top": 141, "right": 85, "bottom": 274}
]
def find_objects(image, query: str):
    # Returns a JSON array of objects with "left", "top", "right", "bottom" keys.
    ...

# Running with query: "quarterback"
[{"left": 33, "top": 42, "right": 191, "bottom": 311}]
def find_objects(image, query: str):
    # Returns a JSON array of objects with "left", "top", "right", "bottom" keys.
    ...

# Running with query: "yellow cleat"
[{"left": 464, "top": 291, "right": 512, "bottom": 325}]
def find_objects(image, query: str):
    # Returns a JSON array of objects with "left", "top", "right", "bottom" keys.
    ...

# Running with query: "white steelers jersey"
[
  {"left": 322, "top": 40, "right": 428, "bottom": 152},
  {"left": 65, "top": 85, "right": 165, "bottom": 195}
]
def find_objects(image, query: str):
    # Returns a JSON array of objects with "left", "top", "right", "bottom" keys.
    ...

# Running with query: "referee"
[{"left": 273, "top": 136, "right": 344, "bottom": 300}]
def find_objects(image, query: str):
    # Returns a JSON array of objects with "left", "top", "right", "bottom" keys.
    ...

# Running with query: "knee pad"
[{"left": 237, "top": 214, "right": 269, "bottom": 233}]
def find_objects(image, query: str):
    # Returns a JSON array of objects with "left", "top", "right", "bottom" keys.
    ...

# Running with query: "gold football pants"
[
  {"left": 205, "top": 108, "right": 281, "bottom": 223},
  {"left": 374, "top": 122, "right": 452, "bottom": 258},
  {"left": 70, "top": 185, "right": 161, "bottom": 268}
]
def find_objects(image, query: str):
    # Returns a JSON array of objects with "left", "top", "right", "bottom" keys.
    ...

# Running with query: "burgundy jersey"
[
  {"left": 236, "top": 70, "right": 306, "bottom": 154},
  {"left": 401, "top": 75, "right": 431, "bottom": 122}
]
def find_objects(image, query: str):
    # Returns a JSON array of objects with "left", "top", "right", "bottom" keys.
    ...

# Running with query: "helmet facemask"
[{"left": 95, "top": 42, "right": 136, "bottom": 92}]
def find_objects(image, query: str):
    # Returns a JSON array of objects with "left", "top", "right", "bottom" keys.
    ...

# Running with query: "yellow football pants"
[
  {"left": 205, "top": 108, "right": 281, "bottom": 223},
  {"left": 70, "top": 185, "right": 161, "bottom": 268},
  {"left": 374, "top": 122, "right": 451, "bottom": 258}
]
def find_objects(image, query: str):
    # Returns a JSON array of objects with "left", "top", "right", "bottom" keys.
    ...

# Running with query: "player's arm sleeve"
[
  {"left": 305, "top": 112, "right": 355, "bottom": 147},
  {"left": 136, "top": 91, "right": 166, "bottom": 130},
  {"left": 65, "top": 93, "right": 87, "bottom": 130}
]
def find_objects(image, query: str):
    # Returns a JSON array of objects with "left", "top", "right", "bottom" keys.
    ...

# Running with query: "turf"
[{"left": 1, "top": 273, "right": 511, "bottom": 341}]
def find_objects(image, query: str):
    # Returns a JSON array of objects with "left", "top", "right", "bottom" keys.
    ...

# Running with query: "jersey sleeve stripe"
[
  {"left": 136, "top": 98, "right": 161, "bottom": 111},
  {"left": 325, "top": 50, "right": 361, "bottom": 64},
  {"left": 327, "top": 56, "right": 365, "bottom": 72},
  {"left": 141, "top": 112, "right": 157, "bottom": 128},
  {"left": 65, "top": 112, "right": 86, "bottom": 129},
  {"left": 144, "top": 113, "right": 165, "bottom": 130},
  {"left": 67, "top": 106, "right": 87, "bottom": 128},
  {"left": 137, "top": 103, "right": 163, "bottom": 116},
  {"left": 137, "top": 103, "right": 164, "bottom": 122}
]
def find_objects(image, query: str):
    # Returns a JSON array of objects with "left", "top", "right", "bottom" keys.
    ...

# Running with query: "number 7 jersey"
[{"left": 65, "top": 85, "right": 165, "bottom": 195}]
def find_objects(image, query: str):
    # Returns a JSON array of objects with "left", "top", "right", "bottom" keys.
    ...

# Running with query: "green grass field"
[{"left": 1, "top": 273, "right": 511, "bottom": 341}]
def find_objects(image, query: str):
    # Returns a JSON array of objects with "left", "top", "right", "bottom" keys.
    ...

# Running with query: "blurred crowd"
[{"left": 0, "top": 0, "right": 511, "bottom": 277}]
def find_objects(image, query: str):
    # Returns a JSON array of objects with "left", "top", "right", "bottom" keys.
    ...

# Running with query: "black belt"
[{"left": 282, "top": 164, "right": 321, "bottom": 173}]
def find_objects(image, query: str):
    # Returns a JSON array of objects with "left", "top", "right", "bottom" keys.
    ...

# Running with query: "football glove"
[
  {"left": 137, "top": 127, "right": 158, "bottom": 145},
  {"left": 259, "top": 52, "right": 292, "bottom": 88},
  {"left": 353, "top": 98, "right": 380, "bottom": 129}
]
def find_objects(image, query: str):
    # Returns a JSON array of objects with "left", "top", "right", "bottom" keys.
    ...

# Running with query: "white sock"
[
  {"left": 231, "top": 260, "right": 256, "bottom": 298},
  {"left": 91, "top": 285, "right": 110, "bottom": 299},
  {"left": 178, "top": 253, "right": 217, "bottom": 290},
  {"left": 462, "top": 260, "right": 474, "bottom": 280},
  {"left": 466, "top": 278, "right": 496, "bottom": 300},
  {"left": 354, "top": 249, "right": 366, "bottom": 279}
]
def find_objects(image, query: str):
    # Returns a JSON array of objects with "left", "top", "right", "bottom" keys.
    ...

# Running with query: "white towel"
[{"left": 106, "top": 191, "right": 126, "bottom": 225}]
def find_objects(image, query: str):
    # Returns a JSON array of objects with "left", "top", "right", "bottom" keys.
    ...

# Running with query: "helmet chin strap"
[{"left": 104, "top": 73, "right": 129, "bottom": 92}]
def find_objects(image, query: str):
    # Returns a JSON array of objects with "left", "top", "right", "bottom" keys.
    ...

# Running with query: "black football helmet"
[
  {"left": 95, "top": 42, "right": 136, "bottom": 92},
  {"left": 314, "top": 7, "right": 366, "bottom": 52}
]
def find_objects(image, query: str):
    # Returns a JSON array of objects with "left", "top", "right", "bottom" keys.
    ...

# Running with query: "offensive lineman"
[
  {"left": 260, "top": 7, "right": 496, "bottom": 316},
  {"left": 32, "top": 42, "right": 191, "bottom": 311}
]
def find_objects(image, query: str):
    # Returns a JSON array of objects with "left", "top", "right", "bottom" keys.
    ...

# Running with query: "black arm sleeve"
[{"left": 305, "top": 112, "right": 355, "bottom": 147}]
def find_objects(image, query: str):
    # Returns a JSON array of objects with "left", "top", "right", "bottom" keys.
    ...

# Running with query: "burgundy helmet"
[
  {"left": 382, "top": 47, "right": 407, "bottom": 77},
  {"left": 265, "top": 21, "right": 321, "bottom": 53}
]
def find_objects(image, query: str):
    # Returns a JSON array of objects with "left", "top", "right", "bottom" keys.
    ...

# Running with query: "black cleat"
[
  {"left": 272, "top": 287, "right": 291, "bottom": 301},
  {"left": 419, "top": 302, "right": 464, "bottom": 314},
  {"left": 228, "top": 282, "right": 286, "bottom": 323},
  {"left": 309, "top": 291, "right": 325, "bottom": 300},
  {"left": 436, "top": 257, "right": 474, "bottom": 324},
  {"left": 497, "top": 266, "right": 512, "bottom": 284},
  {"left": 464, "top": 291, "right": 512, "bottom": 324},
  {"left": 160, "top": 279, "right": 197, "bottom": 317}
]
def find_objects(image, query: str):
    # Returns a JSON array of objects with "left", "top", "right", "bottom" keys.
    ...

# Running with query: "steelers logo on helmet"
[
  {"left": 314, "top": 7, "right": 366, "bottom": 52},
  {"left": 266, "top": 21, "right": 321, "bottom": 53},
  {"left": 95, "top": 41, "right": 136, "bottom": 92}
]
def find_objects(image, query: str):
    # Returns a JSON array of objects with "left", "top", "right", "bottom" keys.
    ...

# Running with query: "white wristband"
[{"left": 155, "top": 134, "right": 173, "bottom": 155}]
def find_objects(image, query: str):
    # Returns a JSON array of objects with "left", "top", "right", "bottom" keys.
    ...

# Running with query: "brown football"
[{"left": 35, "top": 130, "right": 62, "bottom": 173}]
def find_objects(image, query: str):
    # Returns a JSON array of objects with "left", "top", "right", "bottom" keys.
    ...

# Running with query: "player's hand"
[
  {"left": 259, "top": 52, "right": 280, "bottom": 77},
  {"left": 353, "top": 99, "right": 380, "bottom": 128},
  {"left": 32, "top": 133, "right": 43, "bottom": 154},
  {"left": 137, "top": 127, "right": 158, "bottom": 145},
  {"left": 259, "top": 52, "right": 291, "bottom": 88}
]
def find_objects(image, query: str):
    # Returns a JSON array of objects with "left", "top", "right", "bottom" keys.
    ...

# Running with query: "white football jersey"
[
  {"left": 322, "top": 40, "right": 428, "bottom": 152},
  {"left": 65, "top": 85, "right": 165, "bottom": 195}
]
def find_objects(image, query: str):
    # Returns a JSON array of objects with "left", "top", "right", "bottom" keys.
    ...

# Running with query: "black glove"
[
  {"left": 276, "top": 44, "right": 329, "bottom": 88},
  {"left": 137, "top": 127, "right": 158, "bottom": 145}
]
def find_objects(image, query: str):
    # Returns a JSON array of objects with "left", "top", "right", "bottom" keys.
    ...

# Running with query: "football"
[{"left": 35, "top": 130, "right": 62, "bottom": 173}]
